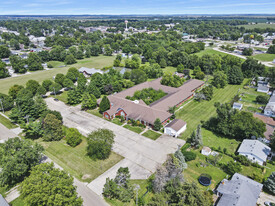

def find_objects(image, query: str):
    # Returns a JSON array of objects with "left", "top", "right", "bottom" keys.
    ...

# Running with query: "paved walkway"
[
  {"left": 45, "top": 97, "right": 185, "bottom": 196},
  {"left": 5, "top": 186, "right": 20, "bottom": 203},
  {"left": 0, "top": 123, "right": 17, "bottom": 143}
]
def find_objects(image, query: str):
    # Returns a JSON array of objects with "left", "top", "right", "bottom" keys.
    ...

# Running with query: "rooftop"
[
  {"left": 216, "top": 173, "right": 263, "bottom": 206},
  {"left": 165, "top": 119, "right": 186, "bottom": 131},
  {"left": 237, "top": 139, "right": 271, "bottom": 161}
]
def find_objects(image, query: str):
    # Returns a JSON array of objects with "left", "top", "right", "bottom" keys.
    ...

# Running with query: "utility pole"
[
  {"left": 0, "top": 99, "right": 4, "bottom": 113},
  {"left": 53, "top": 87, "right": 56, "bottom": 99},
  {"left": 24, "top": 115, "right": 30, "bottom": 124},
  {"left": 134, "top": 184, "right": 140, "bottom": 206}
]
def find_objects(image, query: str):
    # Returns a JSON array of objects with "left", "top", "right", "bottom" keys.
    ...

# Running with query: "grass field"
[
  {"left": 176, "top": 81, "right": 246, "bottom": 139},
  {"left": 123, "top": 124, "right": 144, "bottom": 134},
  {"left": 0, "top": 55, "right": 115, "bottom": 94},
  {"left": 37, "top": 138, "right": 123, "bottom": 183},
  {"left": 238, "top": 23, "right": 275, "bottom": 29},
  {"left": 0, "top": 113, "right": 17, "bottom": 129},
  {"left": 194, "top": 48, "right": 229, "bottom": 57},
  {"left": 253, "top": 53, "right": 275, "bottom": 62},
  {"left": 51, "top": 91, "right": 68, "bottom": 103},
  {"left": 142, "top": 130, "right": 162, "bottom": 140},
  {"left": 10, "top": 196, "right": 25, "bottom": 206}
]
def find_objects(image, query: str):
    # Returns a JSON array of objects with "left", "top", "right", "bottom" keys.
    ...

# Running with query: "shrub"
[
  {"left": 235, "top": 155, "right": 251, "bottom": 166},
  {"left": 256, "top": 95, "right": 269, "bottom": 104},
  {"left": 181, "top": 151, "right": 197, "bottom": 162},
  {"left": 65, "top": 128, "right": 82, "bottom": 147},
  {"left": 47, "top": 63, "right": 53, "bottom": 68}
]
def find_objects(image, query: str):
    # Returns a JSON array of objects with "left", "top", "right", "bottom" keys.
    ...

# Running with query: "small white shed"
[{"left": 164, "top": 119, "right": 187, "bottom": 137}]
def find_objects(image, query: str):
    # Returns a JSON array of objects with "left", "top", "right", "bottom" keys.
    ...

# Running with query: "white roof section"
[
  {"left": 237, "top": 139, "right": 271, "bottom": 161},
  {"left": 78, "top": 67, "right": 105, "bottom": 75}
]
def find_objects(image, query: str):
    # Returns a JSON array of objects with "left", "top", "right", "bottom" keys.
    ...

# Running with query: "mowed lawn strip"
[
  {"left": 142, "top": 130, "right": 162, "bottom": 140},
  {"left": 38, "top": 138, "right": 123, "bottom": 183},
  {"left": 176, "top": 81, "right": 245, "bottom": 139},
  {"left": 123, "top": 124, "right": 144, "bottom": 134},
  {"left": 0, "top": 55, "right": 115, "bottom": 94},
  {"left": 253, "top": 53, "right": 275, "bottom": 62},
  {"left": 0, "top": 113, "right": 17, "bottom": 129}
]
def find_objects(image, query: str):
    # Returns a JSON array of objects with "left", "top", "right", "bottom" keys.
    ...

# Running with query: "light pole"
[
  {"left": 0, "top": 99, "right": 4, "bottom": 114},
  {"left": 53, "top": 87, "right": 57, "bottom": 99},
  {"left": 134, "top": 184, "right": 140, "bottom": 206},
  {"left": 24, "top": 115, "right": 29, "bottom": 123}
]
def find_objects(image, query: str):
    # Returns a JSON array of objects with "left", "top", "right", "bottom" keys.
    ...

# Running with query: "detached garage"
[{"left": 164, "top": 119, "right": 187, "bottom": 137}]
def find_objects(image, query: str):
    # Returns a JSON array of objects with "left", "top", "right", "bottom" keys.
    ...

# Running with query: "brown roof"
[
  {"left": 101, "top": 78, "right": 204, "bottom": 125},
  {"left": 165, "top": 119, "right": 186, "bottom": 131},
  {"left": 264, "top": 125, "right": 274, "bottom": 140},
  {"left": 253, "top": 113, "right": 275, "bottom": 127},
  {"left": 106, "top": 96, "right": 171, "bottom": 125}
]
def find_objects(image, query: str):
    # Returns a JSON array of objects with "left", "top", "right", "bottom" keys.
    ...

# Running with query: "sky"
[{"left": 0, "top": 0, "right": 275, "bottom": 15}]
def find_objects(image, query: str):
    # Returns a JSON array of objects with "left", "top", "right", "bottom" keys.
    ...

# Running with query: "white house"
[
  {"left": 164, "top": 119, "right": 186, "bottom": 137},
  {"left": 233, "top": 102, "right": 243, "bottom": 110},
  {"left": 237, "top": 139, "right": 271, "bottom": 165},
  {"left": 264, "top": 92, "right": 275, "bottom": 117}
]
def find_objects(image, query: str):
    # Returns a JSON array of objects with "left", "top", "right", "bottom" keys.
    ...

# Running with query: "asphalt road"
[{"left": 0, "top": 123, "right": 17, "bottom": 143}]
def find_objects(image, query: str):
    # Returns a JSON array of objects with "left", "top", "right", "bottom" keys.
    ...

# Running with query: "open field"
[
  {"left": 238, "top": 23, "right": 275, "bottom": 29},
  {"left": 194, "top": 48, "right": 229, "bottom": 57},
  {"left": 253, "top": 53, "right": 275, "bottom": 62},
  {"left": 176, "top": 81, "right": 246, "bottom": 139},
  {"left": 37, "top": 138, "right": 123, "bottom": 183},
  {"left": 0, "top": 55, "right": 115, "bottom": 94}
]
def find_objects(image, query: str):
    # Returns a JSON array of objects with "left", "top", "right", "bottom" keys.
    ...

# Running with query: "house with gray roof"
[
  {"left": 264, "top": 91, "right": 275, "bottom": 117},
  {"left": 232, "top": 102, "right": 243, "bottom": 110},
  {"left": 215, "top": 173, "right": 263, "bottom": 206},
  {"left": 78, "top": 67, "right": 106, "bottom": 77},
  {"left": 237, "top": 139, "right": 271, "bottom": 165},
  {"left": 0, "top": 194, "right": 9, "bottom": 206},
  {"left": 164, "top": 119, "right": 187, "bottom": 137},
  {"left": 257, "top": 81, "right": 269, "bottom": 93}
]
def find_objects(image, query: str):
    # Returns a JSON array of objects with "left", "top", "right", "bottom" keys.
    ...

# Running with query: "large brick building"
[{"left": 100, "top": 78, "right": 204, "bottom": 127}]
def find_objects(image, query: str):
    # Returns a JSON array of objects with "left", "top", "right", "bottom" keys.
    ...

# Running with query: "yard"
[
  {"left": 194, "top": 48, "right": 229, "bottom": 57},
  {"left": 123, "top": 124, "right": 144, "bottom": 134},
  {"left": 238, "top": 23, "right": 275, "bottom": 29},
  {"left": 50, "top": 91, "right": 68, "bottom": 103},
  {"left": 142, "top": 130, "right": 162, "bottom": 140},
  {"left": 0, "top": 113, "right": 17, "bottom": 129},
  {"left": 0, "top": 55, "right": 115, "bottom": 94},
  {"left": 36, "top": 138, "right": 123, "bottom": 183},
  {"left": 253, "top": 53, "right": 275, "bottom": 62},
  {"left": 176, "top": 81, "right": 246, "bottom": 139}
]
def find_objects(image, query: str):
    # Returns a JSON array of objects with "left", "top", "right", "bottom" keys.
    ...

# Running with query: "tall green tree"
[
  {"left": 154, "top": 118, "right": 162, "bottom": 131},
  {"left": 42, "top": 113, "right": 63, "bottom": 141},
  {"left": 227, "top": 66, "right": 244, "bottom": 85},
  {"left": 212, "top": 71, "right": 227, "bottom": 88},
  {"left": 264, "top": 172, "right": 275, "bottom": 195},
  {"left": 0, "top": 137, "right": 43, "bottom": 186},
  {"left": 21, "top": 163, "right": 83, "bottom": 206},
  {"left": 87, "top": 129, "right": 114, "bottom": 160},
  {"left": 27, "top": 53, "right": 43, "bottom": 71},
  {"left": 81, "top": 93, "right": 97, "bottom": 110},
  {"left": 65, "top": 128, "right": 82, "bottom": 147},
  {"left": 99, "top": 96, "right": 110, "bottom": 113},
  {"left": 0, "top": 93, "right": 14, "bottom": 111}
]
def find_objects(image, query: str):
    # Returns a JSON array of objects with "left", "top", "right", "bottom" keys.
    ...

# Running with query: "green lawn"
[
  {"left": 37, "top": 138, "right": 123, "bottom": 183},
  {"left": 123, "top": 124, "right": 144, "bottom": 134},
  {"left": 163, "top": 66, "right": 177, "bottom": 74},
  {"left": 47, "top": 61, "right": 65, "bottom": 68},
  {"left": 0, "top": 55, "right": 115, "bottom": 95},
  {"left": 51, "top": 91, "right": 68, "bottom": 103},
  {"left": 86, "top": 109, "right": 102, "bottom": 118},
  {"left": 176, "top": 81, "right": 246, "bottom": 139},
  {"left": 202, "top": 129, "right": 240, "bottom": 154},
  {"left": 194, "top": 48, "right": 229, "bottom": 57},
  {"left": 238, "top": 23, "right": 275, "bottom": 29},
  {"left": 253, "top": 53, "right": 275, "bottom": 62},
  {"left": 10, "top": 196, "right": 26, "bottom": 206},
  {"left": 0, "top": 113, "right": 17, "bottom": 129},
  {"left": 142, "top": 130, "right": 162, "bottom": 140},
  {"left": 112, "top": 118, "right": 124, "bottom": 126}
]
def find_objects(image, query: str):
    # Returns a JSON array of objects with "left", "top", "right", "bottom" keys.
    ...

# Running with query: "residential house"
[
  {"left": 232, "top": 102, "right": 243, "bottom": 110},
  {"left": 215, "top": 173, "right": 263, "bottom": 206},
  {"left": 253, "top": 113, "right": 275, "bottom": 141},
  {"left": 257, "top": 80, "right": 269, "bottom": 93},
  {"left": 264, "top": 92, "right": 275, "bottom": 117},
  {"left": 164, "top": 119, "right": 187, "bottom": 137},
  {"left": 237, "top": 139, "right": 271, "bottom": 165},
  {"left": 78, "top": 67, "right": 106, "bottom": 77}
]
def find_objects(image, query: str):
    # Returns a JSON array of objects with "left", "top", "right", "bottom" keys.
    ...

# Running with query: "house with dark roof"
[
  {"left": 215, "top": 173, "right": 263, "bottom": 206},
  {"left": 164, "top": 119, "right": 187, "bottom": 137},
  {"left": 100, "top": 78, "right": 204, "bottom": 128},
  {"left": 237, "top": 139, "right": 271, "bottom": 166}
]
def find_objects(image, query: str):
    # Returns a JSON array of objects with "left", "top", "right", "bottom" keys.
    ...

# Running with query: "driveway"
[
  {"left": 257, "top": 192, "right": 275, "bottom": 206},
  {"left": 0, "top": 123, "right": 17, "bottom": 143},
  {"left": 45, "top": 98, "right": 185, "bottom": 196}
]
